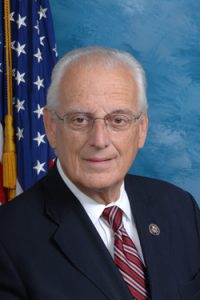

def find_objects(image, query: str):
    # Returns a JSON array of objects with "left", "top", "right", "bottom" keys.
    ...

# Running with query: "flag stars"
[
  {"left": 40, "top": 36, "right": 45, "bottom": 46},
  {"left": 33, "top": 132, "right": 46, "bottom": 146},
  {"left": 0, "top": 63, "right": 2, "bottom": 73},
  {"left": 33, "top": 160, "right": 46, "bottom": 175},
  {"left": 6, "top": 2, "right": 57, "bottom": 189},
  {"left": 38, "top": 6, "right": 48, "bottom": 20},
  {"left": 16, "top": 14, "right": 27, "bottom": 29},
  {"left": 34, "top": 20, "right": 40, "bottom": 35},
  {"left": 15, "top": 71, "right": 26, "bottom": 85},
  {"left": 16, "top": 127, "right": 24, "bottom": 141},
  {"left": 34, "top": 48, "right": 43, "bottom": 63},
  {"left": 53, "top": 46, "right": 58, "bottom": 57},
  {"left": 34, "top": 75, "right": 44, "bottom": 90},
  {"left": 34, "top": 104, "right": 44, "bottom": 119},
  {"left": 12, "top": 68, "right": 16, "bottom": 77},
  {"left": 10, "top": 12, "right": 15, "bottom": 22},
  {"left": 16, "top": 99, "right": 25, "bottom": 112},
  {"left": 15, "top": 42, "right": 26, "bottom": 57},
  {"left": 11, "top": 41, "right": 16, "bottom": 50}
]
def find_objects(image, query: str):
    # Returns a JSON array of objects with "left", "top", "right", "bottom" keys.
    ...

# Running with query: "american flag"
[{"left": 0, "top": 0, "right": 58, "bottom": 203}]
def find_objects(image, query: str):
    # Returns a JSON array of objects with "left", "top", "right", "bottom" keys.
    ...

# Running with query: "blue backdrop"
[{"left": 49, "top": 0, "right": 200, "bottom": 205}]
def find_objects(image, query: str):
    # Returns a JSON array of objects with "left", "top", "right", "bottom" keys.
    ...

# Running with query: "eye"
[
  {"left": 69, "top": 113, "right": 91, "bottom": 128},
  {"left": 109, "top": 114, "right": 130, "bottom": 127}
]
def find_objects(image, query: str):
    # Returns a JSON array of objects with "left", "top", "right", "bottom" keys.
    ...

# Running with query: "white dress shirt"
[{"left": 57, "top": 159, "right": 145, "bottom": 263}]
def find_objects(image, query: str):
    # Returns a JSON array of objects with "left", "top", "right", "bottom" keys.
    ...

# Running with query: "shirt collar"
[{"left": 57, "top": 159, "right": 132, "bottom": 226}]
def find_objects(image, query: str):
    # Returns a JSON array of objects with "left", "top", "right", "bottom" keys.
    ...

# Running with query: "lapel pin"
[{"left": 149, "top": 223, "right": 160, "bottom": 236}]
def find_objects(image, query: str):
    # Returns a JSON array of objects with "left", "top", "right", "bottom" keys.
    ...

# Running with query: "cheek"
[
  {"left": 115, "top": 131, "right": 140, "bottom": 162},
  {"left": 55, "top": 131, "right": 84, "bottom": 164},
  {"left": 117, "top": 130, "right": 138, "bottom": 151}
]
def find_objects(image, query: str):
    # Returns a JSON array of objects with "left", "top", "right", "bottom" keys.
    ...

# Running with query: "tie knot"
[{"left": 103, "top": 206, "right": 123, "bottom": 232}]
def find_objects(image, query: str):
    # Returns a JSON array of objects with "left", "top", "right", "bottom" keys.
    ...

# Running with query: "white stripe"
[
  {"left": 121, "top": 227, "right": 130, "bottom": 236},
  {"left": 123, "top": 244, "right": 141, "bottom": 260},
  {"left": 116, "top": 240, "right": 145, "bottom": 273},
  {"left": 123, "top": 243, "right": 138, "bottom": 255},
  {"left": 120, "top": 270, "right": 147, "bottom": 296},
  {"left": 115, "top": 232, "right": 123, "bottom": 241},
  {"left": 115, "top": 246, "right": 127, "bottom": 263},
  {"left": 128, "top": 260, "right": 145, "bottom": 278},
  {"left": 110, "top": 206, "right": 118, "bottom": 227},
  {"left": 115, "top": 246, "right": 145, "bottom": 279}
]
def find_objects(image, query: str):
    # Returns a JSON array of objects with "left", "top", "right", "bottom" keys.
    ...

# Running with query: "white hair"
[{"left": 47, "top": 47, "right": 148, "bottom": 112}]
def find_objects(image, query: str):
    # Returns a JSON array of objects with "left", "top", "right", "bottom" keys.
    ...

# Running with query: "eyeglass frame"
[{"left": 52, "top": 110, "right": 143, "bottom": 132}]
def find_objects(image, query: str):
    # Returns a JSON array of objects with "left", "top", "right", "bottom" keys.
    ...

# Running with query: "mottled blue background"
[{"left": 49, "top": 0, "right": 200, "bottom": 205}]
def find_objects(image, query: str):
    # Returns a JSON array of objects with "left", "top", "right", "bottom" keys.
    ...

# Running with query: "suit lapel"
[
  {"left": 43, "top": 166, "right": 133, "bottom": 300},
  {"left": 125, "top": 175, "right": 171, "bottom": 299},
  {"left": 43, "top": 166, "right": 173, "bottom": 299}
]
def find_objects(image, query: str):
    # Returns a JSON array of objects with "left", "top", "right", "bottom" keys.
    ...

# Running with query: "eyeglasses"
[{"left": 53, "top": 111, "right": 142, "bottom": 132}]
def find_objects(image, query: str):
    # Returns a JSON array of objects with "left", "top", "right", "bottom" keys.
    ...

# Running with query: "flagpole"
[{"left": 3, "top": 0, "right": 16, "bottom": 200}]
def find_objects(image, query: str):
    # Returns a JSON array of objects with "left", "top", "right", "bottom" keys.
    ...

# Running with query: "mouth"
[
  {"left": 85, "top": 158, "right": 113, "bottom": 162},
  {"left": 83, "top": 157, "right": 116, "bottom": 169}
]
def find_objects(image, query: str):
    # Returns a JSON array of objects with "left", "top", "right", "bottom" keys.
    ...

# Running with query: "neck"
[
  {"left": 57, "top": 159, "right": 123, "bottom": 204},
  {"left": 77, "top": 184, "right": 122, "bottom": 204}
]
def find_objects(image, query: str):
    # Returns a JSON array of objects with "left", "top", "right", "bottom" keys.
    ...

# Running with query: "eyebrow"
[
  {"left": 108, "top": 109, "right": 134, "bottom": 115},
  {"left": 64, "top": 109, "right": 134, "bottom": 115}
]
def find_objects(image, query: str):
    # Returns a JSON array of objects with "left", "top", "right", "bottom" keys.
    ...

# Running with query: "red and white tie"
[{"left": 103, "top": 206, "right": 149, "bottom": 300}]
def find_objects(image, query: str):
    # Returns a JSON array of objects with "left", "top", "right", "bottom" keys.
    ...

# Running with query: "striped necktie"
[{"left": 103, "top": 206, "right": 149, "bottom": 300}]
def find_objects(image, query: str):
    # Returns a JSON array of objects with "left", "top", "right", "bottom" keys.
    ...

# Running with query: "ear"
[
  {"left": 138, "top": 113, "right": 148, "bottom": 149},
  {"left": 43, "top": 107, "right": 57, "bottom": 149}
]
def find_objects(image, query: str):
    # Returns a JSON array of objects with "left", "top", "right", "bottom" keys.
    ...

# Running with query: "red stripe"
[
  {"left": 115, "top": 247, "right": 145, "bottom": 278},
  {"left": 115, "top": 255, "right": 146, "bottom": 287},
  {"left": 120, "top": 270, "right": 148, "bottom": 299},
  {"left": 103, "top": 206, "right": 149, "bottom": 299},
  {"left": 127, "top": 282, "right": 148, "bottom": 300},
  {"left": 115, "top": 258, "right": 145, "bottom": 287},
  {"left": 125, "top": 251, "right": 144, "bottom": 269},
  {"left": 116, "top": 234, "right": 144, "bottom": 271}
]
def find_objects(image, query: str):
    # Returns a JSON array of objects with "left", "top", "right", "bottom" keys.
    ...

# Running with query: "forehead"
[{"left": 59, "top": 61, "right": 138, "bottom": 111}]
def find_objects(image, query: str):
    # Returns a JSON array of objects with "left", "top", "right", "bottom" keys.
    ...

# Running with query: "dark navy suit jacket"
[{"left": 0, "top": 165, "right": 200, "bottom": 299}]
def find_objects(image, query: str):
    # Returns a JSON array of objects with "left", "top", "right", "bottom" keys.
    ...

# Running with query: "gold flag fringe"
[{"left": 3, "top": 0, "right": 16, "bottom": 200}]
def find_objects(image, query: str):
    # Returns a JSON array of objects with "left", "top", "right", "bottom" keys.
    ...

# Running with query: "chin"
[{"left": 78, "top": 175, "right": 121, "bottom": 193}]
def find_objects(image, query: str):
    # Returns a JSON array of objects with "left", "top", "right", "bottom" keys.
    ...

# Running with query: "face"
[{"left": 44, "top": 61, "right": 148, "bottom": 203}]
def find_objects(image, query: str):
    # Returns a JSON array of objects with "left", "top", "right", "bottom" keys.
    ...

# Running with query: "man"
[{"left": 0, "top": 47, "right": 200, "bottom": 300}]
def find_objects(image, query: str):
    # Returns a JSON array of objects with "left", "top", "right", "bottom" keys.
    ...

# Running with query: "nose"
[{"left": 89, "top": 118, "right": 110, "bottom": 149}]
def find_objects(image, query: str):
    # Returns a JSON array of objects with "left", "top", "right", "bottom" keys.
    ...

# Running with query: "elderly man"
[{"left": 0, "top": 47, "right": 200, "bottom": 300}]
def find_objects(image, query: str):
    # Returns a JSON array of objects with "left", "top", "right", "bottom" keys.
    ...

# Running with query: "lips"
[
  {"left": 84, "top": 156, "right": 115, "bottom": 163},
  {"left": 86, "top": 158, "right": 112, "bottom": 162},
  {"left": 82, "top": 156, "right": 116, "bottom": 170}
]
